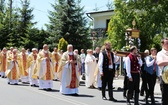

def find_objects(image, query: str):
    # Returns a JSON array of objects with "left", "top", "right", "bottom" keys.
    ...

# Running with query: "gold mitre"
[{"left": 162, "top": 66, "right": 168, "bottom": 84}]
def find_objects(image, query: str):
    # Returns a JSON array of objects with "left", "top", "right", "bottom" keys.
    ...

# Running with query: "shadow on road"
[
  {"left": 44, "top": 89, "right": 59, "bottom": 92},
  {"left": 141, "top": 103, "right": 161, "bottom": 105},
  {"left": 64, "top": 94, "right": 95, "bottom": 98},
  {"left": 14, "top": 84, "right": 30, "bottom": 86},
  {"left": 38, "top": 89, "right": 59, "bottom": 92},
  {"left": 113, "top": 100, "right": 126, "bottom": 103}
]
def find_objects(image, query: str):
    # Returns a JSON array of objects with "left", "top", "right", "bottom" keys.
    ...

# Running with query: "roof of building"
[{"left": 86, "top": 10, "right": 114, "bottom": 15}]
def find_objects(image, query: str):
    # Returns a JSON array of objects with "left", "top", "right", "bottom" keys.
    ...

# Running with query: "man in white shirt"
[
  {"left": 98, "top": 42, "right": 117, "bottom": 101},
  {"left": 157, "top": 38, "right": 168, "bottom": 105},
  {"left": 125, "top": 46, "right": 142, "bottom": 105}
]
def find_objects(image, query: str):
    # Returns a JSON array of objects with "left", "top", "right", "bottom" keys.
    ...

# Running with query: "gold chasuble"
[
  {"left": 7, "top": 51, "right": 13, "bottom": 68},
  {"left": 36, "top": 50, "right": 54, "bottom": 80},
  {"left": 57, "top": 52, "right": 79, "bottom": 88},
  {"left": 27, "top": 53, "right": 38, "bottom": 79},
  {"left": 51, "top": 52, "right": 60, "bottom": 72},
  {"left": 12, "top": 62, "right": 17, "bottom": 79},
  {"left": 18, "top": 53, "right": 28, "bottom": 76},
  {"left": 6, "top": 54, "right": 20, "bottom": 80},
  {"left": 0, "top": 52, "right": 7, "bottom": 73},
  {"left": 23, "top": 54, "right": 28, "bottom": 76}
]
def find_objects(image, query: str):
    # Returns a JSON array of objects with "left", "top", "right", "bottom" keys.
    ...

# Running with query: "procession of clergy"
[
  {"left": 1, "top": 40, "right": 168, "bottom": 105},
  {"left": 0, "top": 44, "right": 104, "bottom": 95}
]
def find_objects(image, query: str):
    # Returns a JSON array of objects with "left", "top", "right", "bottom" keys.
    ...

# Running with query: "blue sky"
[{"left": 20, "top": 0, "right": 111, "bottom": 29}]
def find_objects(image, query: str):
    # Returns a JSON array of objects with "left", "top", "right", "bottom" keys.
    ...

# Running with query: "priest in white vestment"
[
  {"left": 51, "top": 47, "right": 60, "bottom": 81},
  {"left": 0, "top": 48, "right": 8, "bottom": 78},
  {"left": 18, "top": 48, "right": 29, "bottom": 83},
  {"left": 27, "top": 48, "right": 38, "bottom": 87},
  {"left": 36, "top": 44, "right": 54, "bottom": 91},
  {"left": 6, "top": 49, "right": 20, "bottom": 85},
  {"left": 58, "top": 44, "right": 79, "bottom": 95},
  {"left": 85, "top": 49, "right": 97, "bottom": 88}
]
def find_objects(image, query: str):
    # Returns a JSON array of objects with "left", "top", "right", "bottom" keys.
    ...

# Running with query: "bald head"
[
  {"left": 13, "top": 49, "right": 17, "bottom": 54},
  {"left": 2, "top": 47, "right": 7, "bottom": 53},
  {"left": 54, "top": 47, "right": 57, "bottom": 52},
  {"left": 43, "top": 44, "right": 48, "bottom": 51},
  {"left": 22, "top": 48, "right": 26, "bottom": 53},
  {"left": 67, "top": 44, "right": 73, "bottom": 52},
  {"left": 10, "top": 47, "right": 13, "bottom": 51},
  {"left": 74, "top": 49, "right": 78, "bottom": 54},
  {"left": 95, "top": 47, "right": 100, "bottom": 53},
  {"left": 32, "top": 48, "right": 38, "bottom": 54}
]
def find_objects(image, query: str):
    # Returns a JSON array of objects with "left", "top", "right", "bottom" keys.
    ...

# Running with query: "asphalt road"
[{"left": 0, "top": 78, "right": 162, "bottom": 105}]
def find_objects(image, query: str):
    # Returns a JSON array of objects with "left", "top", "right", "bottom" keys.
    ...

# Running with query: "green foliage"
[
  {"left": 58, "top": 38, "right": 68, "bottom": 52},
  {"left": 108, "top": 0, "right": 168, "bottom": 51},
  {"left": 46, "top": 0, "right": 91, "bottom": 50},
  {"left": 95, "top": 37, "right": 108, "bottom": 48},
  {"left": 152, "top": 34, "right": 163, "bottom": 51},
  {"left": 0, "top": 0, "right": 50, "bottom": 50},
  {"left": 28, "top": 28, "right": 50, "bottom": 50},
  {"left": 17, "top": 0, "right": 36, "bottom": 48}
]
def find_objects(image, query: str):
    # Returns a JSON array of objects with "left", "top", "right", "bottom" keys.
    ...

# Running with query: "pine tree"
[
  {"left": 0, "top": 0, "right": 8, "bottom": 48},
  {"left": 46, "top": 0, "right": 91, "bottom": 50},
  {"left": 17, "top": 0, "right": 36, "bottom": 48},
  {"left": 0, "top": 0, "right": 21, "bottom": 48}
]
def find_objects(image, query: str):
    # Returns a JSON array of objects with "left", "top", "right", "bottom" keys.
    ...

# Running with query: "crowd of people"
[{"left": 0, "top": 39, "right": 168, "bottom": 105}]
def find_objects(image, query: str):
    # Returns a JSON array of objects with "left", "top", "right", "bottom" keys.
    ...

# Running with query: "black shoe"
[
  {"left": 14, "top": 83, "right": 18, "bottom": 85},
  {"left": 151, "top": 101, "right": 155, "bottom": 105},
  {"left": 98, "top": 87, "right": 102, "bottom": 90},
  {"left": 109, "top": 97, "right": 117, "bottom": 102},
  {"left": 72, "top": 93, "right": 78, "bottom": 96},
  {"left": 47, "top": 88, "right": 52, "bottom": 91},
  {"left": 34, "top": 85, "right": 39, "bottom": 87},
  {"left": 140, "top": 92, "right": 144, "bottom": 96},
  {"left": 89, "top": 85, "right": 96, "bottom": 89},
  {"left": 53, "top": 79, "right": 58, "bottom": 81},
  {"left": 123, "top": 90, "right": 127, "bottom": 98},
  {"left": 22, "top": 82, "right": 29, "bottom": 84},
  {"left": 31, "top": 84, "right": 35, "bottom": 87},
  {"left": 102, "top": 97, "right": 107, "bottom": 100},
  {"left": 127, "top": 102, "right": 131, "bottom": 105},
  {"left": 2, "top": 76, "right": 5, "bottom": 78},
  {"left": 126, "top": 99, "right": 131, "bottom": 105},
  {"left": 8, "top": 82, "right": 10, "bottom": 84}
]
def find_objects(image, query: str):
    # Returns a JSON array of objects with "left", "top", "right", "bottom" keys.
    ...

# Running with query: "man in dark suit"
[{"left": 98, "top": 42, "right": 117, "bottom": 102}]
